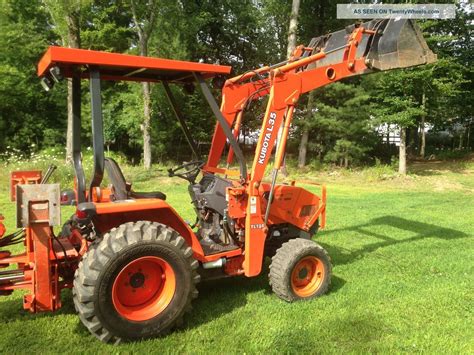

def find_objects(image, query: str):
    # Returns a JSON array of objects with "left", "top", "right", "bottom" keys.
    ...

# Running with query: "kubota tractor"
[{"left": 0, "top": 19, "right": 435, "bottom": 343}]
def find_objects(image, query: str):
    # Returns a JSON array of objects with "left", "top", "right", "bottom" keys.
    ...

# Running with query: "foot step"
[{"left": 200, "top": 238, "right": 239, "bottom": 255}]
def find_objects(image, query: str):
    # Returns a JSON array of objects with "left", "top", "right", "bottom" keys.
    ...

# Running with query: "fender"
[{"left": 80, "top": 199, "right": 206, "bottom": 261}]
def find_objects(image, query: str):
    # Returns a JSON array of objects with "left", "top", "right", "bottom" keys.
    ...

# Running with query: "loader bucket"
[
  {"left": 305, "top": 19, "right": 436, "bottom": 73},
  {"left": 366, "top": 19, "right": 437, "bottom": 70}
]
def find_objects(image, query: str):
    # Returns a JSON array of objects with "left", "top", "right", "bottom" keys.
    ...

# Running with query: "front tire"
[
  {"left": 269, "top": 238, "right": 331, "bottom": 302},
  {"left": 73, "top": 221, "right": 200, "bottom": 343}
]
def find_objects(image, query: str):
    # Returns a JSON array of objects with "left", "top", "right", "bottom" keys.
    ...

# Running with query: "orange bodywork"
[
  {"left": 203, "top": 24, "right": 374, "bottom": 276},
  {"left": 0, "top": 20, "right": 433, "bottom": 320},
  {"left": 90, "top": 199, "right": 207, "bottom": 261},
  {"left": 0, "top": 215, "right": 5, "bottom": 238},
  {"left": 0, "top": 198, "right": 71, "bottom": 312},
  {"left": 38, "top": 46, "right": 231, "bottom": 82},
  {"left": 10, "top": 171, "right": 42, "bottom": 201}
]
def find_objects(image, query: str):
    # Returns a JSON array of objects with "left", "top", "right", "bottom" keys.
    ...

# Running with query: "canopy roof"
[{"left": 38, "top": 46, "right": 232, "bottom": 83}]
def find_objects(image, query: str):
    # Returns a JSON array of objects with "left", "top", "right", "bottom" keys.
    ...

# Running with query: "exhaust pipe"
[{"left": 202, "top": 258, "right": 226, "bottom": 269}]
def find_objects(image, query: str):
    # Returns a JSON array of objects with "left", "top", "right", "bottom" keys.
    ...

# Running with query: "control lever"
[{"left": 40, "top": 164, "right": 57, "bottom": 184}]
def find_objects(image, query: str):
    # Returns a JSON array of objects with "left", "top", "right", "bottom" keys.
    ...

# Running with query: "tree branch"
[
  {"left": 144, "top": 0, "right": 159, "bottom": 39},
  {"left": 130, "top": 0, "right": 144, "bottom": 40}
]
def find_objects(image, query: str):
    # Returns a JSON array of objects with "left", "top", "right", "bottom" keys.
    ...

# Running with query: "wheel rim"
[
  {"left": 112, "top": 256, "right": 176, "bottom": 321},
  {"left": 290, "top": 256, "right": 325, "bottom": 298}
]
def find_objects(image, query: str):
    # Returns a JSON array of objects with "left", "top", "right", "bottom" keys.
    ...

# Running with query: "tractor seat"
[{"left": 104, "top": 157, "right": 166, "bottom": 201}]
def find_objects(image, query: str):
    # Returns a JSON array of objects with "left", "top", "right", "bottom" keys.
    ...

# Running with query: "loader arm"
[
  {"left": 205, "top": 19, "right": 436, "bottom": 178},
  {"left": 208, "top": 19, "right": 436, "bottom": 277}
]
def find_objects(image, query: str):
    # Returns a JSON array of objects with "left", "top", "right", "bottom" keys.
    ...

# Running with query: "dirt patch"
[{"left": 430, "top": 176, "right": 465, "bottom": 192}]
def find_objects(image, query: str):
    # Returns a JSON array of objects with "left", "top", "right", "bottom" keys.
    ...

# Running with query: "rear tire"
[
  {"left": 269, "top": 238, "right": 331, "bottom": 302},
  {"left": 73, "top": 221, "right": 200, "bottom": 343}
]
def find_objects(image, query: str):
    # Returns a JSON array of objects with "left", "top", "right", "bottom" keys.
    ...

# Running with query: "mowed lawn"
[{"left": 0, "top": 161, "right": 473, "bottom": 353}]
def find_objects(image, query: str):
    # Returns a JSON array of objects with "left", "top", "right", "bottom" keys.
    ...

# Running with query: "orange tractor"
[{"left": 0, "top": 20, "right": 434, "bottom": 343}]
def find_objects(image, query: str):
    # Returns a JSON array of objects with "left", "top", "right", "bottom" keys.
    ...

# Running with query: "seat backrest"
[{"left": 104, "top": 157, "right": 129, "bottom": 200}]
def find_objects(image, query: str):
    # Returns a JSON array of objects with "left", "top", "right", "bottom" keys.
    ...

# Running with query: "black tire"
[
  {"left": 269, "top": 238, "right": 331, "bottom": 302},
  {"left": 73, "top": 221, "right": 200, "bottom": 343},
  {"left": 265, "top": 221, "right": 319, "bottom": 258}
]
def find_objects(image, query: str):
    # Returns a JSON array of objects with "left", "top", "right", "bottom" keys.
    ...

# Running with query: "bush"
[{"left": 435, "top": 149, "right": 471, "bottom": 160}]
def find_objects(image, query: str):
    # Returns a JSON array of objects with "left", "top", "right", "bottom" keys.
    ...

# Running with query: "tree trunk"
[
  {"left": 286, "top": 0, "right": 300, "bottom": 59},
  {"left": 66, "top": 81, "right": 74, "bottom": 163},
  {"left": 458, "top": 128, "right": 464, "bottom": 150},
  {"left": 65, "top": 12, "right": 80, "bottom": 163},
  {"left": 142, "top": 80, "right": 152, "bottom": 169},
  {"left": 407, "top": 126, "right": 417, "bottom": 157},
  {"left": 139, "top": 40, "right": 152, "bottom": 169},
  {"left": 140, "top": 38, "right": 151, "bottom": 169},
  {"left": 131, "top": 15, "right": 152, "bottom": 168},
  {"left": 279, "top": 0, "right": 300, "bottom": 177},
  {"left": 419, "top": 91, "right": 426, "bottom": 158},
  {"left": 130, "top": 0, "right": 158, "bottom": 169},
  {"left": 298, "top": 129, "right": 309, "bottom": 168},
  {"left": 420, "top": 120, "right": 426, "bottom": 158},
  {"left": 467, "top": 121, "right": 471, "bottom": 151},
  {"left": 298, "top": 91, "right": 314, "bottom": 168},
  {"left": 399, "top": 126, "right": 407, "bottom": 175}
]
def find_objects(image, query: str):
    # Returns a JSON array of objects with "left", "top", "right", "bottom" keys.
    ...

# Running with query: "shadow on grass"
[
  {"left": 0, "top": 261, "right": 345, "bottom": 340},
  {"left": 0, "top": 289, "right": 76, "bottom": 324},
  {"left": 181, "top": 269, "right": 269, "bottom": 330},
  {"left": 180, "top": 260, "right": 347, "bottom": 331},
  {"left": 319, "top": 216, "right": 469, "bottom": 266}
]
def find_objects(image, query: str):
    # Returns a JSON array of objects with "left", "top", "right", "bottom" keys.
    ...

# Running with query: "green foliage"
[
  {"left": 325, "top": 139, "right": 369, "bottom": 167},
  {"left": 294, "top": 82, "right": 377, "bottom": 166},
  {"left": 435, "top": 149, "right": 472, "bottom": 161},
  {"left": 0, "top": 0, "right": 66, "bottom": 153},
  {"left": 0, "top": 0, "right": 472, "bottom": 167}
]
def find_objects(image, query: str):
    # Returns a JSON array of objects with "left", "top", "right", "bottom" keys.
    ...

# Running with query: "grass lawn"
[{"left": 0, "top": 160, "right": 473, "bottom": 353}]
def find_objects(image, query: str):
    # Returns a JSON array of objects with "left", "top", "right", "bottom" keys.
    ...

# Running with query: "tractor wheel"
[
  {"left": 269, "top": 238, "right": 331, "bottom": 302},
  {"left": 73, "top": 221, "right": 199, "bottom": 343}
]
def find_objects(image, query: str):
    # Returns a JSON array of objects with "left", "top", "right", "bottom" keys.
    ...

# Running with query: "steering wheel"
[{"left": 168, "top": 160, "right": 204, "bottom": 183}]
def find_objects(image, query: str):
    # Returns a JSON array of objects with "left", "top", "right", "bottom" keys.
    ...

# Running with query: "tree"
[
  {"left": 43, "top": 0, "right": 90, "bottom": 162},
  {"left": 130, "top": 0, "right": 159, "bottom": 169},
  {"left": 1, "top": 0, "right": 471, "bottom": 167},
  {"left": 301, "top": 82, "right": 375, "bottom": 168},
  {"left": 280, "top": 0, "right": 300, "bottom": 176},
  {"left": 0, "top": 0, "right": 65, "bottom": 154},
  {"left": 295, "top": 0, "right": 343, "bottom": 168},
  {"left": 286, "top": 0, "right": 300, "bottom": 59}
]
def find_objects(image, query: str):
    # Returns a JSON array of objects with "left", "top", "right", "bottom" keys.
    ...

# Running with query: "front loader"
[{"left": 0, "top": 19, "right": 435, "bottom": 342}]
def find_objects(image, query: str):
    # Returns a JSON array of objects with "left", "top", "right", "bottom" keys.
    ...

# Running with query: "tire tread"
[
  {"left": 268, "top": 238, "right": 332, "bottom": 302},
  {"left": 73, "top": 221, "right": 200, "bottom": 343}
]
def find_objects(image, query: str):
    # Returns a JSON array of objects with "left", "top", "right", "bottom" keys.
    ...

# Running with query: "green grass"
[{"left": 0, "top": 159, "right": 473, "bottom": 353}]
